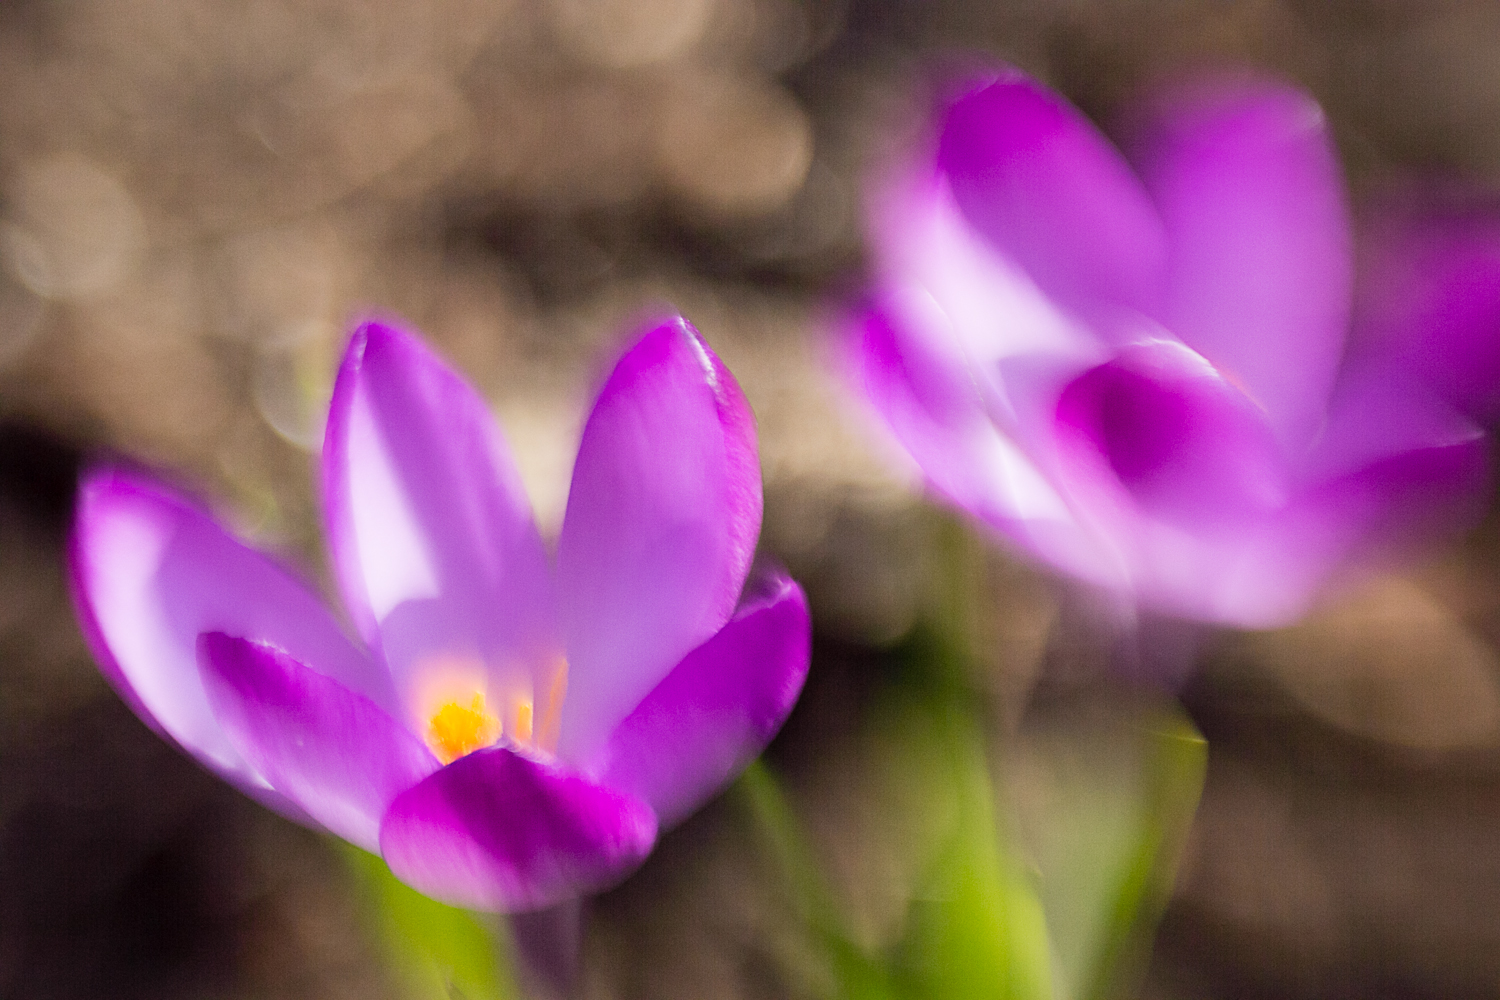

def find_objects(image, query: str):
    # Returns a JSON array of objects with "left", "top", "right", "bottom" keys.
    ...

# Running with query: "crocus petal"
[
  {"left": 1126, "top": 358, "right": 1488, "bottom": 628},
  {"left": 937, "top": 69, "right": 1168, "bottom": 320},
  {"left": 555, "top": 318, "right": 761, "bottom": 764},
  {"left": 379, "top": 746, "right": 657, "bottom": 912},
  {"left": 1134, "top": 76, "right": 1351, "bottom": 449},
  {"left": 69, "top": 466, "right": 395, "bottom": 805},
  {"left": 1054, "top": 340, "right": 1289, "bottom": 533},
  {"left": 1356, "top": 203, "right": 1500, "bottom": 421},
  {"left": 1182, "top": 452, "right": 1488, "bottom": 631},
  {"left": 1296, "top": 356, "right": 1489, "bottom": 556},
  {"left": 1043, "top": 340, "right": 1294, "bottom": 623},
  {"left": 197, "top": 633, "right": 440, "bottom": 852},
  {"left": 850, "top": 305, "right": 1120, "bottom": 587},
  {"left": 591, "top": 571, "right": 810, "bottom": 828},
  {"left": 323, "top": 321, "right": 557, "bottom": 719},
  {"left": 869, "top": 125, "right": 1107, "bottom": 400}
]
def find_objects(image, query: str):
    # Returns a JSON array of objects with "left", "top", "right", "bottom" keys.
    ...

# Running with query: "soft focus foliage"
[
  {"left": 735, "top": 607, "right": 1205, "bottom": 1000},
  {"left": 345, "top": 845, "right": 520, "bottom": 1000}
]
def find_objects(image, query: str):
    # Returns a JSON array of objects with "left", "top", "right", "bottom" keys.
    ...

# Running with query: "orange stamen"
[
  {"left": 511, "top": 699, "right": 534, "bottom": 745},
  {"left": 534, "top": 655, "right": 568, "bottom": 753}
]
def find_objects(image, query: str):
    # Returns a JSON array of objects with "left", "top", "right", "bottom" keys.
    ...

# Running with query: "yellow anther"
[{"left": 426, "top": 693, "right": 501, "bottom": 764}]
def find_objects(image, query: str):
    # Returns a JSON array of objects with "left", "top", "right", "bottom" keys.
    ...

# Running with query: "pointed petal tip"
[
  {"left": 336, "top": 316, "right": 442, "bottom": 387},
  {"left": 1142, "top": 72, "right": 1326, "bottom": 137},
  {"left": 338, "top": 317, "right": 422, "bottom": 379},
  {"left": 617, "top": 314, "right": 742, "bottom": 405},
  {"left": 556, "top": 314, "right": 763, "bottom": 762},
  {"left": 323, "top": 304, "right": 556, "bottom": 697},
  {"left": 619, "top": 314, "right": 707, "bottom": 374},
  {"left": 70, "top": 465, "right": 221, "bottom": 708},
  {"left": 68, "top": 467, "right": 155, "bottom": 728},
  {"left": 928, "top": 61, "right": 1040, "bottom": 119},
  {"left": 348, "top": 314, "right": 411, "bottom": 348},
  {"left": 738, "top": 563, "right": 806, "bottom": 610},
  {"left": 75, "top": 459, "right": 187, "bottom": 513},
  {"left": 931, "top": 62, "right": 1168, "bottom": 318}
]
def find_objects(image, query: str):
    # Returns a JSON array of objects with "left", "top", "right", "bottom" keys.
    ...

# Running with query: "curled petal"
[
  {"left": 1043, "top": 341, "right": 1295, "bottom": 623},
  {"left": 69, "top": 466, "right": 393, "bottom": 812},
  {"left": 1055, "top": 340, "right": 1289, "bottom": 533},
  {"left": 937, "top": 68, "right": 1168, "bottom": 319},
  {"left": 323, "top": 321, "right": 557, "bottom": 717},
  {"left": 1134, "top": 76, "right": 1351, "bottom": 449},
  {"left": 592, "top": 571, "right": 810, "bottom": 828},
  {"left": 197, "top": 633, "right": 440, "bottom": 852},
  {"left": 379, "top": 747, "right": 657, "bottom": 912},
  {"left": 849, "top": 306, "right": 1115, "bottom": 585},
  {"left": 555, "top": 318, "right": 761, "bottom": 764},
  {"left": 1113, "top": 359, "right": 1487, "bottom": 628}
]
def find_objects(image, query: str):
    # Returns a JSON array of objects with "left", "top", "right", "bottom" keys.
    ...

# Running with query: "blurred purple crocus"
[
  {"left": 849, "top": 67, "right": 1488, "bottom": 627},
  {"left": 69, "top": 317, "right": 810, "bottom": 911}
]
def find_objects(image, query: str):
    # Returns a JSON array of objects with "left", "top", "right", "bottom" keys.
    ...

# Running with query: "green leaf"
[
  {"left": 343, "top": 844, "right": 520, "bottom": 1000},
  {"left": 738, "top": 760, "right": 902, "bottom": 1000},
  {"left": 1010, "top": 698, "right": 1207, "bottom": 1000},
  {"left": 894, "top": 711, "right": 1053, "bottom": 1000}
]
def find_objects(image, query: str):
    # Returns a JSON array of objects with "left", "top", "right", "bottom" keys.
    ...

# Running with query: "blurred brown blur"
[{"left": 5, "top": 1, "right": 1500, "bottom": 998}]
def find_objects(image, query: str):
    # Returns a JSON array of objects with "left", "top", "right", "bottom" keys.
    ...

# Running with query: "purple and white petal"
[
  {"left": 197, "top": 633, "right": 440, "bottom": 852},
  {"left": 323, "top": 321, "right": 557, "bottom": 716},
  {"left": 69, "top": 466, "right": 395, "bottom": 802},
  {"left": 1133, "top": 76, "right": 1351, "bottom": 450},
  {"left": 379, "top": 747, "right": 657, "bottom": 912},
  {"left": 868, "top": 137, "right": 1103, "bottom": 417},
  {"left": 591, "top": 572, "right": 810, "bottom": 828},
  {"left": 555, "top": 318, "right": 761, "bottom": 764},
  {"left": 937, "top": 69, "right": 1169, "bottom": 321},
  {"left": 850, "top": 305, "right": 1118, "bottom": 587},
  {"left": 1157, "top": 442, "right": 1487, "bottom": 630},
  {"left": 1045, "top": 340, "right": 1298, "bottom": 623}
]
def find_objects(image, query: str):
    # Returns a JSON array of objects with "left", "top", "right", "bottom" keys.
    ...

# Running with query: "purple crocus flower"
[
  {"left": 69, "top": 316, "right": 810, "bottom": 911},
  {"left": 849, "top": 67, "right": 1488, "bottom": 627}
]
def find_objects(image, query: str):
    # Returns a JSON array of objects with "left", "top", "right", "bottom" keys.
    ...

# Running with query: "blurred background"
[{"left": 5, "top": 0, "right": 1500, "bottom": 997}]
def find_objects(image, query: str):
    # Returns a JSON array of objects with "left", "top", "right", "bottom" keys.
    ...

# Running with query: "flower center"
[{"left": 418, "top": 654, "right": 569, "bottom": 764}]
